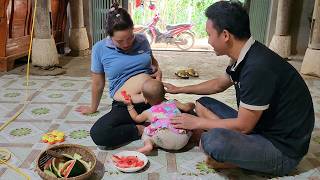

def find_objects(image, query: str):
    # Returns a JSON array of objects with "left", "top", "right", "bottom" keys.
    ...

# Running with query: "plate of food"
[{"left": 111, "top": 151, "right": 148, "bottom": 173}]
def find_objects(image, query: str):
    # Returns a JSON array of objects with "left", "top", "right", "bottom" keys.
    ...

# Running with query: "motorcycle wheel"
[{"left": 175, "top": 31, "right": 195, "bottom": 51}]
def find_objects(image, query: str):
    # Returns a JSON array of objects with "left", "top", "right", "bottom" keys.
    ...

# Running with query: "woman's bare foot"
[
  {"left": 136, "top": 125, "right": 145, "bottom": 136},
  {"left": 205, "top": 156, "right": 237, "bottom": 169},
  {"left": 137, "top": 139, "right": 153, "bottom": 155}
]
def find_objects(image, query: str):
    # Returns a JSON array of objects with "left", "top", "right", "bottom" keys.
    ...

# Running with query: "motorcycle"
[{"left": 134, "top": 14, "right": 195, "bottom": 51}]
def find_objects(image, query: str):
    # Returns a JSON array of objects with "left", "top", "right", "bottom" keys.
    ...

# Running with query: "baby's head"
[{"left": 142, "top": 79, "right": 165, "bottom": 105}]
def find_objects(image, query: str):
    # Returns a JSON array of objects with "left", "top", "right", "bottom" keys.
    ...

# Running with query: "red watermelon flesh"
[
  {"left": 120, "top": 91, "right": 131, "bottom": 101},
  {"left": 112, "top": 155, "right": 144, "bottom": 168},
  {"left": 61, "top": 160, "right": 76, "bottom": 177},
  {"left": 43, "top": 158, "right": 53, "bottom": 170},
  {"left": 61, "top": 159, "right": 87, "bottom": 178}
]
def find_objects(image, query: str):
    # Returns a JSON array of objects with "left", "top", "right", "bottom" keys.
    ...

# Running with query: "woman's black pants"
[{"left": 90, "top": 101, "right": 151, "bottom": 148}]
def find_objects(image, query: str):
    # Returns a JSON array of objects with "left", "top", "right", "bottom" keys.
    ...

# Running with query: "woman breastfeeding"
[{"left": 76, "top": 2, "right": 162, "bottom": 149}]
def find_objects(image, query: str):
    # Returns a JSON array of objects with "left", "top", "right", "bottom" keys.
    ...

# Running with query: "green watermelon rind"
[
  {"left": 62, "top": 153, "right": 74, "bottom": 160},
  {"left": 68, "top": 160, "right": 88, "bottom": 177},
  {"left": 44, "top": 169, "right": 57, "bottom": 177},
  {"left": 73, "top": 153, "right": 82, "bottom": 160},
  {"left": 42, "top": 153, "right": 91, "bottom": 178},
  {"left": 52, "top": 158, "right": 63, "bottom": 178},
  {"left": 60, "top": 160, "right": 75, "bottom": 177}
]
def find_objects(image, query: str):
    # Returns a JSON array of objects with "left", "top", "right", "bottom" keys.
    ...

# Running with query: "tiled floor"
[{"left": 0, "top": 74, "right": 319, "bottom": 180}]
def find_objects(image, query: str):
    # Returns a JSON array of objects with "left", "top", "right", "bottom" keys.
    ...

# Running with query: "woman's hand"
[
  {"left": 150, "top": 65, "right": 162, "bottom": 81},
  {"left": 150, "top": 55, "right": 162, "bottom": 81},
  {"left": 163, "top": 82, "right": 180, "bottom": 94},
  {"left": 75, "top": 106, "right": 97, "bottom": 115},
  {"left": 170, "top": 113, "right": 203, "bottom": 130}
]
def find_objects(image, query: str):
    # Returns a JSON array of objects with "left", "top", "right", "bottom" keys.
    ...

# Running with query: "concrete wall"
[{"left": 267, "top": 0, "right": 315, "bottom": 55}]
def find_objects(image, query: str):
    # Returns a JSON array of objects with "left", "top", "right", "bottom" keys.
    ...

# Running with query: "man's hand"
[
  {"left": 75, "top": 106, "right": 96, "bottom": 115},
  {"left": 163, "top": 82, "right": 180, "bottom": 94},
  {"left": 171, "top": 113, "right": 204, "bottom": 130}
]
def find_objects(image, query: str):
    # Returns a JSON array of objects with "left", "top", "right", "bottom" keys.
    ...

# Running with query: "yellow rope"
[
  {"left": 0, "top": 159, "right": 30, "bottom": 180},
  {"left": 0, "top": 0, "right": 37, "bottom": 179},
  {"left": 0, "top": 0, "right": 37, "bottom": 132},
  {"left": 0, "top": 148, "right": 30, "bottom": 180}
]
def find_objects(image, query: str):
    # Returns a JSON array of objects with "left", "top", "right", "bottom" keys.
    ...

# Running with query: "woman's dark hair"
[
  {"left": 105, "top": 2, "right": 134, "bottom": 36},
  {"left": 205, "top": 1, "right": 251, "bottom": 40}
]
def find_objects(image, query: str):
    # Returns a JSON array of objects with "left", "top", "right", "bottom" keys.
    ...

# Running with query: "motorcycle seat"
[{"left": 166, "top": 24, "right": 191, "bottom": 30}]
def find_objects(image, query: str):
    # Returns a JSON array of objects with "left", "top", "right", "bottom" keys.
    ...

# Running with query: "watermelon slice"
[
  {"left": 60, "top": 159, "right": 87, "bottom": 178},
  {"left": 73, "top": 153, "right": 82, "bottom": 160},
  {"left": 121, "top": 90, "right": 131, "bottom": 101},
  {"left": 52, "top": 158, "right": 63, "bottom": 178},
  {"left": 62, "top": 153, "right": 74, "bottom": 160},
  {"left": 44, "top": 169, "right": 57, "bottom": 177},
  {"left": 61, "top": 160, "right": 76, "bottom": 177},
  {"left": 43, "top": 158, "right": 53, "bottom": 171},
  {"left": 112, "top": 155, "right": 121, "bottom": 162},
  {"left": 79, "top": 159, "right": 92, "bottom": 171},
  {"left": 42, "top": 153, "right": 91, "bottom": 178},
  {"left": 112, "top": 155, "right": 144, "bottom": 168}
]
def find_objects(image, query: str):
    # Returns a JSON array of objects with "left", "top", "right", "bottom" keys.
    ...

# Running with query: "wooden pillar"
[
  {"left": 83, "top": 0, "right": 93, "bottom": 48},
  {"left": 301, "top": 0, "right": 320, "bottom": 77},
  {"left": 275, "top": 0, "right": 290, "bottom": 35},
  {"left": 269, "top": 0, "right": 292, "bottom": 58},
  {"left": 69, "top": 0, "right": 89, "bottom": 53},
  {"left": 32, "top": 0, "right": 59, "bottom": 67}
]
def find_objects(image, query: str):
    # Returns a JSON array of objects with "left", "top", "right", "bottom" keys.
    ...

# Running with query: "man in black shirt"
[{"left": 165, "top": 1, "right": 314, "bottom": 176}]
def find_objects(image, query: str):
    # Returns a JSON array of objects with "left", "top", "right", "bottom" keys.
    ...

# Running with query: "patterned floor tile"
[
  {"left": 53, "top": 123, "right": 96, "bottom": 147},
  {"left": 1, "top": 168, "right": 42, "bottom": 180},
  {"left": 63, "top": 105, "right": 110, "bottom": 122},
  {"left": 0, "top": 122, "right": 43, "bottom": 143},
  {"left": 0, "top": 89, "right": 36, "bottom": 102},
  {"left": 0, "top": 75, "right": 319, "bottom": 180},
  {"left": 0, "top": 78, "right": 15, "bottom": 88},
  {"left": 31, "top": 89, "right": 79, "bottom": 103},
  {"left": 0, "top": 103, "right": 22, "bottom": 121},
  {"left": 46, "top": 79, "right": 89, "bottom": 91},
  {"left": 5, "top": 79, "right": 49, "bottom": 90},
  {"left": 77, "top": 91, "right": 113, "bottom": 105},
  {"left": 0, "top": 150, "right": 21, "bottom": 172},
  {"left": 17, "top": 103, "right": 67, "bottom": 121}
]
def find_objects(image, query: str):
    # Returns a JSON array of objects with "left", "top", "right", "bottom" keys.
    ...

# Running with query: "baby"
[{"left": 123, "top": 79, "right": 195, "bottom": 154}]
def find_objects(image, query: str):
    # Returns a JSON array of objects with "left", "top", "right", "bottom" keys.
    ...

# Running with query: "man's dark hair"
[
  {"left": 205, "top": 1, "right": 251, "bottom": 39},
  {"left": 105, "top": 2, "right": 134, "bottom": 36}
]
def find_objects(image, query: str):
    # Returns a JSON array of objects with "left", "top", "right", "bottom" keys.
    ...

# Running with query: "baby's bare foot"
[
  {"left": 137, "top": 139, "right": 153, "bottom": 155},
  {"left": 137, "top": 143, "right": 153, "bottom": 155}
]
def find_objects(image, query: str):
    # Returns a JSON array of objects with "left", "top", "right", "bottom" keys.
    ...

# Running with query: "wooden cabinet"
[
  {"left": 0, "top": 0, "right": 69, "bottom": 72},
  {"left": 0, "top": 0, "right": 33, "bottom": 72}
]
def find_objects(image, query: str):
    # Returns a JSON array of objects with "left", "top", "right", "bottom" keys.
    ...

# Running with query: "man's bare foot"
[
  {"left": 190, "top": 129, "right": 204, "bottom": 145},
  {"left": 137, "top": 139, "right": 153, "bottom": 155},
  {"left": 136, "top": 125, "right": 145, "bottom": 136},
  {"left": 205, "top": 156, "right": 237, "bottom": 169}
]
